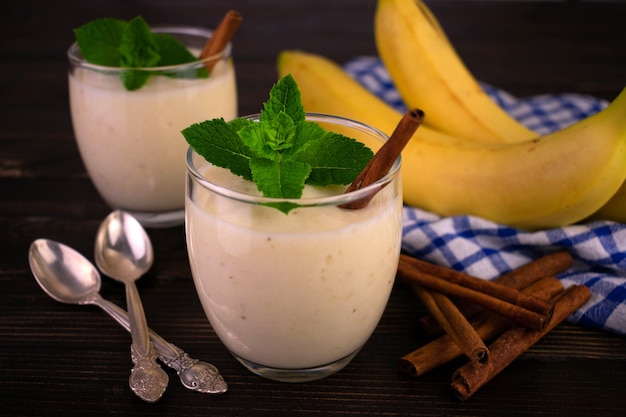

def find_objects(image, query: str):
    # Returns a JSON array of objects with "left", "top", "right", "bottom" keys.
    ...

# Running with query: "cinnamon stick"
[
  {"left": 400, "top": 277, "right": 564, "bottom": 377},
  {"left": 401, "top": 254, "right": 553, "bottom": 317},
  {"left": 411, "top": 284, "right": 489, "bottom": 364},
  {"left": 397, "top": 256, "right": 553, "bottom": 330},
  {"left": 398, "top": 264, "right": 550, "bottom": 331},
  {"left": 200, "top": 10, "right": 242, "bottom": 72},
  {"left": 416, "top": 251, "right": 572, "bottom": 336},
  {"left": 450, "top": 284, "right": 591, "bottom": 401},
  {"left": 340, "top": 108, "right": 424, "bottom": 210},
  {"left": 494, "top": 251, "right": 573, "bottom": 288}
]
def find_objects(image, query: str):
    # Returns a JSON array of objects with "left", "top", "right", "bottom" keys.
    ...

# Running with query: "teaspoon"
[
  {"left": 93, "top": 211, "right": 168, "bottom": 402},
  {"left": 28, "top": 238, "right": 228, "bottom": 394}
]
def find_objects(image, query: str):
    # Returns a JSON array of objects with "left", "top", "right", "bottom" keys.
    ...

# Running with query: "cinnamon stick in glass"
[
  {"left": 340, "top": 108, "right": 424, "bottom": 210},
  {"left": 397, "top": 255, "right": 553, "bottom": 330},
  {"left": 411, "top": 284, "right": 489, "bottom": 364},
  {"left": 416, "top": 251, "right": 573, "bottom": 336},
  {"left": 200, "top": 10, "right": 242, "bottom": 72},
  {"left": 400, "top": 276, "right": 564, "bottom": 377},
  {"left": 450, "top": 284, "right": 591, "bottom": 401}
]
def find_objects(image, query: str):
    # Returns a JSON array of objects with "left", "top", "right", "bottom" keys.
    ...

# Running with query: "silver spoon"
[
  {"left": 93, "top": 210, "right": 169, "bottom": 402},
  {"left": 29, "top": 238, "right": 228, "bottom": 395}
]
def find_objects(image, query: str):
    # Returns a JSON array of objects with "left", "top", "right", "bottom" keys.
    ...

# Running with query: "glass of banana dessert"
[
  {"left": 68, "top": 19, "right": 238, "bottom": 227},
  {"left": 184, "top": 94, "right": 403, "bottom": 381}
]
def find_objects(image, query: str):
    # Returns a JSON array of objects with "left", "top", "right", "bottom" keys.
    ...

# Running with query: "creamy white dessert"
[
  {"left": 69, "top": 58, "right": 237, "bottom": 213},
  {"left": 185, "top": 162, "right": 402, "bottom": 370}
]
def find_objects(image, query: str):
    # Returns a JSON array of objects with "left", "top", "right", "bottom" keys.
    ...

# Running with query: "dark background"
[{"left": 1, "top": 1, "right": 626, "bottom": 416}]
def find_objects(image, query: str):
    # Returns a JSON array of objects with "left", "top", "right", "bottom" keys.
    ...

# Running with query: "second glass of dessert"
[{"left": 68, "top": 18, "right": 237, "bottom": 227}]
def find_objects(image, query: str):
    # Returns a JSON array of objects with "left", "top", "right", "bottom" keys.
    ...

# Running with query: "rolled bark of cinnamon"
[
  {"left": 397, "top": 257, "right": 552, "bottom": 331},
  {"left": 340, "top": 108, "right": 424, "bottom": 209},
  {"left": 400, "top": 254, "right": 554, "bottom": 317},
  {"left": 200, "top": 10, "right": 242, "bottom": 72},
  {"left": 400, "top": 277, "right": 564, "bottom": 377},
  {"left": 416, "top": 251, "right": 573, "bottom": 336},
  {"left": 494, "top": 251, "right": 573, "bottom": 286},
  {"left": 411, "top": 284, "right": 489, "bottom": 364},
  {"left": 450, "top": 284, "right": 591, "bottom": 401}
]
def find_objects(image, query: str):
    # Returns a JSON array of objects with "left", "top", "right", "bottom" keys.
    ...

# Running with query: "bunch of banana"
[
  {"left": 278, "top": 50, "right": 626, "bottom": 230},
  {"left": 375, "top": 0, "right": 626, "bottom": 223},
  {"left": 375, "top": 0, "right": 537, "bottom": 144}
]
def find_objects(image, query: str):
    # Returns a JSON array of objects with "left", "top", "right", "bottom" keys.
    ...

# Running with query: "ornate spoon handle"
[
  {"left": 92, "top": 295, "right": 227, "bottom": 394},
  {"left": 123, "top": 282, "right": 169, "bottom": 402},
  {"left": 129, "top": 342, "right": 168, "bottom": 402}
]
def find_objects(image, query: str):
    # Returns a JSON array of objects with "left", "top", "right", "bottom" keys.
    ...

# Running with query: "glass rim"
[
  {"left": 186, "top": 113, "right": 402, "bottom": 208},
  {"left": 67, "top": 25, "right": 232, "bottom": 72}
]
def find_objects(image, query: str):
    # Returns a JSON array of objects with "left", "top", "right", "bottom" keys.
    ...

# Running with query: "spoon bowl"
[
  {"left": 94, "top": 210, "right": 153, "bottom": 282},
  {"left": 29, "top": 238, "right": 227, "bottom": 395},
  {"left": 29, "top": 239, "right": 101, "bottom": 304}
]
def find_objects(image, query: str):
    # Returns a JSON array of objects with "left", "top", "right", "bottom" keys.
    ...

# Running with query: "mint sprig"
[
  {"left": 74, "top": 16, "right": 208, "bottom": 91},
  {"left": 182, "top": 74, "right": 374, "bottom": 214}
]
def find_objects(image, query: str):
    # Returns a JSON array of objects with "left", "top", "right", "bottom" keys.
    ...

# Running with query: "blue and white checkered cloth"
[{"left": 345, "top": 57, "right": 626, "bottom": 336}]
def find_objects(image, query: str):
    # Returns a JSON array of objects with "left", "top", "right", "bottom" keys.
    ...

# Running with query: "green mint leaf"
[
  {"left": 74, "top": 17, "right": 126, "bottom": 66},
  {"left": 74, "top": 16, "right": 207, "bottom": 90},
  {"left": 120, "top": 70, "right": 151, "bottom": 91},
  {"left": 250, "top": 157, "right": 311, "bottom": 199},
  {"left": 117, "top": 17, "right": 160, "bottom": 90},
  {"left": 260, "top": 74, "right": 305, "bottom": 124},
  {"left": 153, "top": 33, "right": 209, "bottom": 79},
  {"left": 182, "top": 75, "right": 374, "bottom": 214},
  {"left": 293, "top": 123, "right": 374, "bottom": 185},
  {"left": 182, "top": 118, "right": 254, "bottom": 180},
  {"left": 239, "top": 112, "right": 297, "bottom": 161},
  {"left": 119, "top": 16, "right": 161, "bottom": 68},
  {"left": 153, "top": 33, "right": 194, "bottom": 65},
  {"left": 267, "top": 112, "right": 297, "bottom": 151},
  {"left": 237, "top": 122, "right": 276, "bottom": 160}
]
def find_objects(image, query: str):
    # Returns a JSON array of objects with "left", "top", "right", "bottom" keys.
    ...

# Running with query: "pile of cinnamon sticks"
[{"left": 396, "top": 251, "right": 591, "bottom": 401}]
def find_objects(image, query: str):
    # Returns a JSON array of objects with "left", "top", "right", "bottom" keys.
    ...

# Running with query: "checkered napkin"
[{"left": 344, "top": 57, "right": 626, "bottom": 336}]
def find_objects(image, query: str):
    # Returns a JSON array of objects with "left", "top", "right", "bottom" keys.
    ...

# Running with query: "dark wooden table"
[{"left": 2, "top": 1, "right": 626, "bottom": 416}]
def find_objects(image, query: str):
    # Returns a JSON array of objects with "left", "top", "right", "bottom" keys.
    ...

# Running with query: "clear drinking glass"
[
  {"left": 185, "top": 113, "right": 403, "bottom": 382},
  {"left": 68, "top": 26, "right": 237, "bottom": 228}
]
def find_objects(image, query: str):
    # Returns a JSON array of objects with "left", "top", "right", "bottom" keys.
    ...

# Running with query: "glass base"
[
  {"left": 232, "top": 350, "right": 361, "bottom": 382},
  {"left": 122, "top": 208, "right": 185, "bottom": 228}
]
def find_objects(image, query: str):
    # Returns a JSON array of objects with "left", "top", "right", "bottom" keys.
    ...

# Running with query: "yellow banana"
[
  {"left": 276, "top": 50, "right": 456, "bottom": 149},
  {"left": 278, "top": 50, "right": 626, "bottom": 229},
  {"left": 587, "top": 89, "right": 626, "bottom": 223},
  {"left": 375, "top": 0, "right": 536, "bottom": 144},
  {"left": 403, "top": 95, "right": 626, "bottom": 229},
  {"left": 589, "top": 181, "right": 626, "bottom": 222}
]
